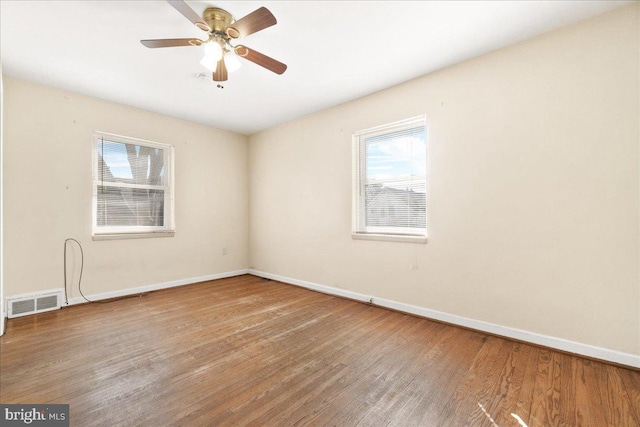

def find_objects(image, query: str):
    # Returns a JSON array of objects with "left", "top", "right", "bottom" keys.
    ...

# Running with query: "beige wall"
[
  {"left": 3, "top": 77, "right": 249, "bottom": 299},
  {"left": 249, "top": 5, "right": 640, "bottom": 356}
]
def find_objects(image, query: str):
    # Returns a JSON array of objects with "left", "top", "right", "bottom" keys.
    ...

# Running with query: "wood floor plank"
[
  {"left": 511, "top": 345, "right": 543, "bottom": 426},
  {"left": 1, "top": 274, "right": 638, "bottom": 426},
  {"left": 469, "top": 341, "right": 535, "bottom": 426},
  {"left": 602, "top": 364, "right": 640, "bottom": 426},
  {"left": 528, "top": 348, "right": 563, "bottom": 426}
]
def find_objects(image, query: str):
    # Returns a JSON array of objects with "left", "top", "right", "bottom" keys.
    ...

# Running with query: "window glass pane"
[
  {"left": 366, "top": 142, "right": 411, "bottom": 180},
  {"left": 97, "top": 140, "right": 165, "bottom": 186},
  {"left": 365, "top": 127, "right": 426, "bottom": 180},
  {"left": 97, "top": 187, "right": 165, "bottom": 227},
  {"left": 363, "top": 126, "right": 426, "bottom": 230},
  {"left": 93, "top": 134, "right": 174, "bottom": 236},
  {"left": 364, "top": 184, "right": 425, "bottom": 228}
]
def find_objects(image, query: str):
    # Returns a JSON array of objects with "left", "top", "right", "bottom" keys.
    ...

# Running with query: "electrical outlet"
[{"left": 222, "top": 247, "right": 227, "bottom": 256}]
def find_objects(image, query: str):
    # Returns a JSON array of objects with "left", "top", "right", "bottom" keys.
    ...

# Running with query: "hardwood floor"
[{"left": 1, "top": 274, "right": 638, "bottom": 426}]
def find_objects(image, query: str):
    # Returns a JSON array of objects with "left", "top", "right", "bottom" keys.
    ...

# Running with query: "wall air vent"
[{"left": 6, "top": 290, "right": 64, "bottom": 318}]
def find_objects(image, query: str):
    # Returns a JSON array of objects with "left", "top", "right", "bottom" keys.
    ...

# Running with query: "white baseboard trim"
[
  {"left": 248, "top": 269, "right": 640, "bottom": 369},
  {"left": 66, "top": 269, "right": 249, "bottom": 306}
]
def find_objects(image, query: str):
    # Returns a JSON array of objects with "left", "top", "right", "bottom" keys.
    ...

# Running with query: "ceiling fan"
[{"left": 141, "top": 1, "right": 287, "bottom": 83}]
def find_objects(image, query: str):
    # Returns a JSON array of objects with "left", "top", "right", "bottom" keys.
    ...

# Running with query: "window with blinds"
[
  {"left": 352, "top": 116, "right": 427, "bottom": 241},
  {"left": 92, "top": 132, "right": 174, "bottom": 237}
]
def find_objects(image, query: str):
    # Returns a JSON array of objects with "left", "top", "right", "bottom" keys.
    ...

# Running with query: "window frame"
[
  {"left": 352, "top": 116, "right": 427, "bottom": 243},
  {"left": 92, "top": 132, "right": 175, "bottom": 240}
]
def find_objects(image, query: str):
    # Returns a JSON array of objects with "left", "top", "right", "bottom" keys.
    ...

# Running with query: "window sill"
[
  {"left": 351, "top": 233, "right": 427, "bottom": 243},
  {"left": 92, "top": 231, "right": 175, "bottom": 241}
]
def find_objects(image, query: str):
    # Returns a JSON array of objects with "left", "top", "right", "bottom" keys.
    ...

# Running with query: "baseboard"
[
  {"left": 66, "top": 269, "right": 249, "bottom": 306},
  {"left": 248, "top": 269, "right": 640, "bottom": 369}
]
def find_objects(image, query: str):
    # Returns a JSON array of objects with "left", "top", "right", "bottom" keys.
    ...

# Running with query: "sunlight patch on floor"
[
  {"left": 477, "top": 402, "right": 499, "bottom": 427},
  {"left": 511, "top": 412, "right": 529, "bottom": 427}
]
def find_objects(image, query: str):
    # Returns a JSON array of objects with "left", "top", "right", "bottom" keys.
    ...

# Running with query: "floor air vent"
[{"left": 6, "top": 290, "right": 64, "bottom": 318}]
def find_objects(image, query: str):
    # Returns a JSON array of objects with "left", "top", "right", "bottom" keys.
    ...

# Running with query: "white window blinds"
[
  {"left": 92, "top": 133, "right": 174, "bottom": 236},
  {"left": 353, "top": 116, "right": 427, "bottom": 238}
]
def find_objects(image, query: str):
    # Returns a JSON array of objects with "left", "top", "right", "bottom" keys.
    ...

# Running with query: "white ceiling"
[{"left": 0, "top": 1, "right": 632, "bottom": 135}]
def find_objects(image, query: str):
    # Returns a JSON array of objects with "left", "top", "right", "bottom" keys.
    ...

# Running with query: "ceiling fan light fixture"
[
  {"left": 200, "top": 55, "right": 217, "bottom": 72},
  {"left": 203, "top": 42, "right": 223, "bottom": 61},
  {"left": 225, "top": 53, "right": 242, "bottom": 73}
]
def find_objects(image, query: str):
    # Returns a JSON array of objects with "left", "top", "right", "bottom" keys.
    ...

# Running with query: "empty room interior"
[{"left": 0, "top": 1, "right": 639, "bottom": 426}]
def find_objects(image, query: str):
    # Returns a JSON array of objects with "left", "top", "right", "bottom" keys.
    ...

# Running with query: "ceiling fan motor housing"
[{"left": 203, "top": 7, "right": 233, "bottom": 33}]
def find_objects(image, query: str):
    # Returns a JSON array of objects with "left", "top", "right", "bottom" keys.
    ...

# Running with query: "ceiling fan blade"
[
  {"left": 167, "top": 0, "right": 211, "bottom": 32},
  {"left": 226, "top": 7, "right": 276, "bottom": 39},
  {"left": 234, "top": 45, "right": 287, "bottom": 75},
  {"left": 213, "top": 58, "right": 228, "bottom": 81},
  {"left": 141, "top": 38, "right": 202, "bottom": 48}
]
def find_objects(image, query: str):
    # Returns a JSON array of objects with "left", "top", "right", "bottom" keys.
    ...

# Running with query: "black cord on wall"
[
  {"left": 63, "top": 238, "right": 146, "bottom": 304},
  {"left": 63, "top": 238, "right": 81, "bottom": 305}
]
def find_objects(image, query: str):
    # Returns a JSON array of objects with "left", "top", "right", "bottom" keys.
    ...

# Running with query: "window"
[
  {"left": 352, "top": 116, "right": 427, "bottom": 242},
  {"left": 92, "top": 132, "right": 174, "bottom": 239}
]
